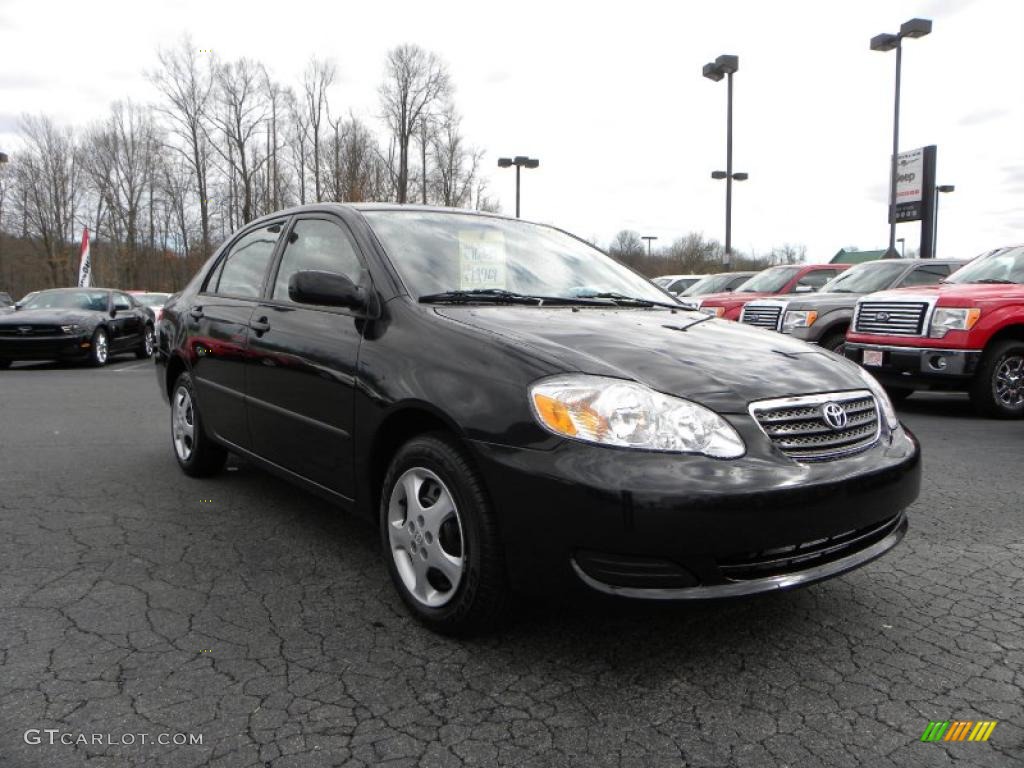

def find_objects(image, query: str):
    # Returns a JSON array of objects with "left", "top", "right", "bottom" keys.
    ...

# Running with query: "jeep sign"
[{"left": 890, "top": 146, "right": 933, "bottom": 223}]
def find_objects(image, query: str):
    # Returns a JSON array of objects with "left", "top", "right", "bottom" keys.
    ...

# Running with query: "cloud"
[
  {"left": 0, "top": 73, "right": 48, "bottom": 89},
  {"left": 483, "top": 71, "right": 510, "bottom": 85},
  {"left": 0, "top": 112, "right": 20, "bottom": 133},
  {"left": 958, "top": 108, "right": 1009, "bottom": 126},
  {"left": 917, "top": 0, "right": 978, "bottom": 18}
]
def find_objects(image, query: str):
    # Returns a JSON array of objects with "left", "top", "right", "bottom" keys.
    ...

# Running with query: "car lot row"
[{"left": 664, "top": 249, "right": 1024, "bottom": 418}]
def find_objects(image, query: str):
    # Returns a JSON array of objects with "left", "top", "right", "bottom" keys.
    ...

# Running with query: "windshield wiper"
[
  {"left": 577, "top": 291, "right": 681, "bottom": 309},
  {"left": 971, "top": 278, "right": 1017, "bottom": 284},
  {"left": 418, "top": 289, "right": 621, "bottom": 307},
  {"left": 419, "top": 289, "right": 544, "bottom": 305}
]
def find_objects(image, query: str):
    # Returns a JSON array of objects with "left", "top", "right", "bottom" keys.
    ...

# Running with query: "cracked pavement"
[{"left": 1, "top": 360, "right": 1021, "bottom": 767}]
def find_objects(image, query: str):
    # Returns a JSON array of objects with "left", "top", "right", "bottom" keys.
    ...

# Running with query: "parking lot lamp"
[
  {"left": 703, "top": 55, "right": 746, "bottom": 268},
  {"left": 497, "top": 156, "right": 540, "bottom": 218},
  {"left": 934, "top": 184, "right": 954, "bottom": 258},
  {"left": 871, "top": 18, "right": 932, "bottom": 258},
  {"left": 641, "top": 235, "right": 658, "bottom": 257}
]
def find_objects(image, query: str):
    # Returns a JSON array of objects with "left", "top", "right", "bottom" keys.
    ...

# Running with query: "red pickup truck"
[
  {"left": 845, "top": 245, "right": 1024, "bottom": 418},
  {"left": 696, "top": 263, "right": 848, "bottom": 320}
]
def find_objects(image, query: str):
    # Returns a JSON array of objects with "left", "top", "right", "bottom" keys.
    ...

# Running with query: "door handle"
[
  {"left": 250, "top": 316, "right": 271, "bottom": 335},
  {"left": 189, "top": 306, "right": 204, "bottom": 320}
]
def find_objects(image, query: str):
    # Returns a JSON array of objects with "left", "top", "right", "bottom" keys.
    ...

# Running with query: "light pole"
[
  {"left": 497, "top": 155, "right": 539, "bottom": 218},
  {"left": 897, "top": 237, "right": 906, "bottom": 258},
  {"left": 934, "top": 184, "right": 954, "bottom": 258},
  {"left": 641, "top": 235, "right": 658, "bottom": 257},
  {"left": 703, "top": 54, "right": 746, "bottom": 269},
  {"left": 871, "top": 18, "right": 932, "bottom": 258}
]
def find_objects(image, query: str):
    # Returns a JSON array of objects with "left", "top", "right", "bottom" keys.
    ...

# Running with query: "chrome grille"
[
  {"left": 749, "top": 390, "right": 880, "bottom": 461},
  {"left": 740, "top": 304, "right": 782, "bottom": 331},
  {"left": 855, "top": 301, "right": 928, "bottom": 336}
]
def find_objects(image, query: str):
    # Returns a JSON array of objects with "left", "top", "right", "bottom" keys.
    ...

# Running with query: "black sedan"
[
  {"left": 0, "top": 288, "right": 155, "bottom": 368},
  {"left": 155, "top": 204, "right": 921, "bottom": 634}
]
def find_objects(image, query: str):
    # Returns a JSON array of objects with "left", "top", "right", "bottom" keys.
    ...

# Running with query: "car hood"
[
  {"left": 699, "top": 290, "right": 773, "bottom": 306},
  {"left": 0, "top": 309, "right": 94, "bottom": 325},
  {"left": 758, "top": 291, "right": 862, "bottom": 312},
  {"left": 865, "top": 283, "right": 1024, "bottom": 303},
  {"left": 435, "top": 306, "right": 868, "bottom": 413}
]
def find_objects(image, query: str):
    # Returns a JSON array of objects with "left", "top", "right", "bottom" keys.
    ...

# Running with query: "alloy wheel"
[
  {"left": 172, "top": 387, "right": 195, "bottom": 462},
  {"left": 994, "top": 354, "right": 1024, "bottom": 408},
  {"left": 387, "top": 467, "right": 465, "bottom": 608},
  {"left": 94, "top": 332, "right": 108, "bottom": 364},
  {"left": 144, "top": 329, "right": 155, "bottom": 356}
]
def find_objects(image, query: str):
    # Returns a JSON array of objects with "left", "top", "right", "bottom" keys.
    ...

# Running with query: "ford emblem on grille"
[
  {"left": 875, "top": 312, "right": 889, "bottom": 322},
  {"left": 821, "top": 402, "right": 848, "bottom": 430},
  {"left": 19, "top": 326, "right": 32, "bottom": 335}
]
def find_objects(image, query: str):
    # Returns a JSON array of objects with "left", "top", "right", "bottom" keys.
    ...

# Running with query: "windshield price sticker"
[{"left": 459, "top": 230, "right": 507, "bottom": 290}]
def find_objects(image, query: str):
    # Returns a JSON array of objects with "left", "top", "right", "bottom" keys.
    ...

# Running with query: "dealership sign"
[{"left": 890, "top": 146, "right": 934, "bottom": 223}]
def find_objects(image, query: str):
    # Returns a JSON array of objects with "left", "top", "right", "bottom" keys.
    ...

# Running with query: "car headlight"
[
  {"left": 529, "top": 374, "right": 745, "bottom": 458},
  {"left": 856, "top": 367, "right": 899, "bottom": 431},
  {"left": 929, "top": 307, "right": 980, "bottom": 338},
  {"left": 699, "top": 306, "right": 725, "bottom": 317},
  {"left": 61, "top": 324, "right": 81, "bottom": 334},
  {"left": 782, "top": 310, "right": 817, "bottom": 331}
]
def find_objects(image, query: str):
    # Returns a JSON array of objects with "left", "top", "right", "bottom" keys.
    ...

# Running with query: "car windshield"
[
  {"left": 137, "top": 293, "right": 170, "bottom": 307},
  {"left": 944, "top": 247, "right": 1024, "bottom": 285},
  {"left": 21, "top": 290, "right": 108, "bottom": 311},
  {"left": 681, "top": 273, "right": 733, "bottom": 296},
  {"left": 822, "top": 261, "right": 908, "bottom": 293},
  {"left": 364, "top": 211, "right": 670, "bottom": 303},
  {"left": 735, "top": 266, "right": 802, "bottom": 293}
]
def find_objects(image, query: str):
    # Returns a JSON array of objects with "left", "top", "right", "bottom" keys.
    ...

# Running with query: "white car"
[{"left": 653, "top": 274, "right": 702, "bottom": 296}]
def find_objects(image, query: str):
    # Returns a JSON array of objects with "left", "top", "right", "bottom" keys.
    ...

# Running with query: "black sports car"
[{"left": 0, "top": 288, "right": 155, "bottom": 368}]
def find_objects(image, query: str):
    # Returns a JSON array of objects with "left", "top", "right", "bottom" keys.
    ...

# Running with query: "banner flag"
[{"left": 77, "top": 228, "right": 91, "bottom": 287}]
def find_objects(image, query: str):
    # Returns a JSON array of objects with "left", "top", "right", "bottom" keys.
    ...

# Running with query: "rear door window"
[{"left": 899, "top": 263, "right": 951, "bottom": 287}]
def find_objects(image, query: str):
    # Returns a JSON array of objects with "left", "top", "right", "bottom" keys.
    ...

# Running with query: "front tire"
[
  {"left": 171, "top": 371, "right": 228, "bottom": 476},
  {"left": 88, "top": 328, "right": 109, "bottom": 367},
  {"left": 136, "top": 324, "right": 155, "bottom": 359},
  {"left": 380, "top": 433, "right": 509, "bottom": 635},
  {"left": 821, "top": 331, "right": 847, "bottom": 354},
  {"left": 970, "top": 340, "right": 1024, "bottom": 419}
]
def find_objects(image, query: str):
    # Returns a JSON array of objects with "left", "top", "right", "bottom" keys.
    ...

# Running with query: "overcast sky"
[{"left": 1, "top": 0, "right": 1021, "bottom": 262}]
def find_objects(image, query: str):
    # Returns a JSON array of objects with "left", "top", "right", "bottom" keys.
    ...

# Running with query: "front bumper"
[
  {"left": 470, "top": 423, "right": 920, "bottom": 599},
  {"left": 844, "top": 342, "right": 982, "bottom": 390},
  {"left": 0, "top": 335, "right": 92, "bottom": 361}
]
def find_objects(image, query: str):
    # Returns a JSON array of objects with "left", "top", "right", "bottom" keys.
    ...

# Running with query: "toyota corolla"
[{"left": 155, "top": 204, "right": 921, "bottom": 634}]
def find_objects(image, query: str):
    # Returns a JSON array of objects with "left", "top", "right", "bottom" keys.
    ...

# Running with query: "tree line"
[
  {"left": 0, "top": 39, "right": 495, "bottom": 298},
  {"left": 608, "top": 229, "right": 808, "bottom": 277}
]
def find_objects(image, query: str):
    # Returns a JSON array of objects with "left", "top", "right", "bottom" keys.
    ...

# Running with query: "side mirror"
[
  {"left": 289, "top": 269, "right": 367, "bottom": 310},
  {"left": 13, "top": 302, "right": 22, "bottom": 311},
  {"left": 793, "top": 284, "right": 814, "bottom": 293}
]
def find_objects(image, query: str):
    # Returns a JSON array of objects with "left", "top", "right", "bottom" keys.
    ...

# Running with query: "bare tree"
[
  {"left": 149, "top": 36, "right": 215, "bottom": 258},
  {"left": 13, "top": 115, "right": 82, "bottom": 286},
  {"left": 302, "top": 57, "right": 336, "bottom": 201},
  {"left": 83, "top": 102, "right": 160, "bottom": 287},
  {"left": 378, "top": 44, "right": 451, "bottom": 204},
  {"left": 609, "top": 230, "right": 645, "bottom": 261},
  {"left": 430, "top": 105, "right": 481, "bottom": 208},
  {"left": 210, "top": 58, "right": 270, "bottom": 225}
]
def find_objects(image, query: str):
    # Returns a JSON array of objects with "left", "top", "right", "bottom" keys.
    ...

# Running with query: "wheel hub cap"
[
  {"left": 387, "top": 467, "right": 465, "bottom": 608},
  {"left": 172, "top": 388, "right": 195, "bottom": 461},
  {"left": 995, "top": 355, "right": 1024, "bottom": 407}
]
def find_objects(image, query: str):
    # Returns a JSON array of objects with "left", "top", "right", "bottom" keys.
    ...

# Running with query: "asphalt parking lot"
[{"left": 1, "top": 359, "right": 1021, "bottom": 768}]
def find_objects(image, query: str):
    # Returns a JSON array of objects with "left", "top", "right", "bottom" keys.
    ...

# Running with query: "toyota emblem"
[{"left": 821, "top": 402, "right": 848, "bottom": 430}]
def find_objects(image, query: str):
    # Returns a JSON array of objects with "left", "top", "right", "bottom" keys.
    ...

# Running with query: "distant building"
[{"left": 830, "top": 248, "right": 888, "bottom": 264}]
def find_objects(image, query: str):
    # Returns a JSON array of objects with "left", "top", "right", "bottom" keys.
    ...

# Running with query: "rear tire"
[
  {"left": 170, "top": 371, "right": 228, "bottom": 476},
  {"left": 136, "top": 324, "right": 155, "bottom": 359},
  {"left": 380, "top": 432, "right": 510, "bottom": 636},
  {"left": 969, "top": 340, "right": 1024, "bottom": 419}
]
